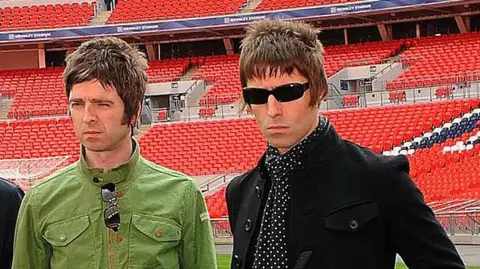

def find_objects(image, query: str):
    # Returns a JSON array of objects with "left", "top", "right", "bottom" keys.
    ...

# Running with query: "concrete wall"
[
  {"left": 0, "top": 50, "right": 39, "bottom": 70},
  {"left": 146, "top": 80, "right": 199, "bottom": 96},
  {"left": 372, "top": 63, "right": 403, "bottom": 92},
  {"left": 328, "top": 63, "right": 390, "bottom": 94},
  {"left": 186, "top": 80, "right": 206, "bottom": 106}
]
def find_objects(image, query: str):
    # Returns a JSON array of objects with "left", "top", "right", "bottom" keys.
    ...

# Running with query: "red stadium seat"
[{"left": 0, "top": 1, "right": 95, "bottom": 31}]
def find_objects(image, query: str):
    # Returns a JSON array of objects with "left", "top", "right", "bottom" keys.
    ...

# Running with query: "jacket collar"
[
  {"left": 78, "top": 138, "right": 141, "bottom": 187},
  {"left": 304, "top": 118, "right": 344, "bottom": 167},
  {"left": 257, "top": 117, "right": 343, "bottom": 178}
]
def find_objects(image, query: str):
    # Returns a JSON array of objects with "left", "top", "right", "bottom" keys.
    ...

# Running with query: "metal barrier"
[
  {"left": 436, "top": 211, "right": 480, "bottom": 236},
  {"left": 211, "top": 218, "right": 232, "bottom": 238}
]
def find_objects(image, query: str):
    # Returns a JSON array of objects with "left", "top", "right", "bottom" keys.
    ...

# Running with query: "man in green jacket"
[{"left": 12, "top": 37, "right": 217, "bottom": 269}]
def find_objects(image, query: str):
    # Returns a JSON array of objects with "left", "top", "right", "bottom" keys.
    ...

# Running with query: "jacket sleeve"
[
  {"left": 180, "top": 180, "right": 217, "bottom": 269},
  {"left": 12, "top": 188, "right": 50, "bottom": 269},
  {"left": 386, "top": 170, "right": 465, "bottom": 269},
  {"left": 0, "top": 183, "right": 24, "bottom": 269}
]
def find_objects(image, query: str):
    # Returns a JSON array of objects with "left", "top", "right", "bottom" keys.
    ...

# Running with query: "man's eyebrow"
[
  {"left": 90, "top": 99, "right": 115, "bottom": 104},
  {"left": 69, "top": 98, "right": 84, "bottom": 104}
]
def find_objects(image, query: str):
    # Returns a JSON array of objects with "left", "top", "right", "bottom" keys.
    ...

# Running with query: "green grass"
[
  {"left": 217, "top": 254, "right": 480, "bottom": 269},
  {"left": 217, "top": 254, "right": 232, "bottom": 268}
]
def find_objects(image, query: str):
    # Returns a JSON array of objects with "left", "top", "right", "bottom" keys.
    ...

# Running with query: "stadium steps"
[
  {"left": 134, "top": 124, "right": 152, "bottom": 140},
  {"left": 179, "top": 65, "right": 199, "bottom": 81},
  {"left": 0, "top": 98, "right": 12, "bottom": 119},
  {"left": 89, "top": 10, "right": 112, "bottom": 26},
  {"left": 237, "top": 0, "right": 264, "bottom": 13}
]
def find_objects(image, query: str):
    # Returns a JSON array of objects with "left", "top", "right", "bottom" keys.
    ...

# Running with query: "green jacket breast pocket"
[
  {"left": 129, "top": 214, "right": 182, "bottom": 269},
  {"left": 42, "top": 215, "right": 95, "bottom": 269}
]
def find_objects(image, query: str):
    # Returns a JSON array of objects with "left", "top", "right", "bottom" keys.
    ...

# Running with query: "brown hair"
[
  {"left": 63, "top": 36, "right": 148, "bottom": 125},
  {"left": 239, "top": 19, "right": 328, "bottom": 111}
]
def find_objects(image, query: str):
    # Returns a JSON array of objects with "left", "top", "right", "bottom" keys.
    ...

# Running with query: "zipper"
[{"left": 108, "top": 228, "right": 115, "bottom": 269}]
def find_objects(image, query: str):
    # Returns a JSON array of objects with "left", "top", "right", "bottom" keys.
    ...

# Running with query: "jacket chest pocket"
[
  {"left": 324, "top": 201, "right": 379, "bottom": 234},
  {"left": 321, "top": 201, "right": 380, "bottom": 268},
  {"left": 129, "top": 214, "right": 182, "bottom": 269},
  {"left": 42, "top": 215, "right": 95, "bottom": 269}
]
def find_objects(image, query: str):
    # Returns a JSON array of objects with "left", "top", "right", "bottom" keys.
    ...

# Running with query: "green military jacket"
[{"left": 12, "top": 141, "right": 217, "bottom": 269}]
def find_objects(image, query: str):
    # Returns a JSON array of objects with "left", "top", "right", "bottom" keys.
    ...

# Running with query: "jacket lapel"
[{"left": 234, "top": 161, "right": 270, "bottom": 267}]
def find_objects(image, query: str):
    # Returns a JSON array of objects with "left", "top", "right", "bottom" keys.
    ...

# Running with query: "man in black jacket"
[
  {"left": 0, "top": 178, "right": 24, "bottom": 268},
  {"left": 226, "top": 19, "right": 465, "bottom": 269}
]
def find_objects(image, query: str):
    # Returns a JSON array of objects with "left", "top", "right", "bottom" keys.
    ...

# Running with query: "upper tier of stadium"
[{"left": 0, "top": 0, "right": 370, "bottom": 31}]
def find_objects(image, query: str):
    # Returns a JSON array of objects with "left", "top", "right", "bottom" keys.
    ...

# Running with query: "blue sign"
[{"left": 0, "top": 0, "right": 451, "bottom": 43}]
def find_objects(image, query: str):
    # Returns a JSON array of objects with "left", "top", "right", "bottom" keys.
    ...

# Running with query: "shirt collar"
[
  {"left": 258, "top": 116, "right": 343, "bottom": 178},
  {"left": 265, "top": 116, "right": 327, "bottom": 165},
  {"left": 78, "top": 138, "right": 141, "bottom": 187}
]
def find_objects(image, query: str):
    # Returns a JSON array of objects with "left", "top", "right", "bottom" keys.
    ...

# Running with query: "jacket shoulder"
[
  {"left": 140, "top": 156, "right": 196, "bottom": 184},
  {"left": 341, "top": 140, "right": 410, "bottom": 176},
  {"left": 29, "top": 161, "right": 78, "bottom": 191},
  {"left": 226, "top": 167, "right": 258, "bottom": 195},
  {"left": 0, "top": 178, "right": 24, "bottom": 200}
]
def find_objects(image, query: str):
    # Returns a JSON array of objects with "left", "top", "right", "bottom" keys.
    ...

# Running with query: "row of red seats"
[
  {"left": 198, "top": 107, "right": 216, "bottom": 118},
  {"left": 106, "top": 0, "right": 245, "bottom": 24},
  {"left": 139, "top": 99, "right": 479, "bottom": 175},
  {"left": 256, "top": 0, "right": 360, "bottom": 12},
  {"left": 0, "top": 118, "right": 79, "bottom": 160},
  {"left": 0, "top": 2, "right": 95, "bottom": 31},
  {"left": 389, "top": 91, "right": 406, "bottom": 103},
  {"left": 0, "top": 98, "right": 478, "bottom": 216},
  {"left": 0, "top": 59, "right": 191, "bottom": 119},
  {"left": 193, "top": 42, "right": 402, "bottom": 106},
  {"left": 435, "top": 87, "right": 453, "bottom": 99},
  {"left": 204, "top": 104, "right": 480, "bottom": 217},
  {"left": 388, "top": 32, "right": 480, "bottom": 90},
  {"left": 341, "top": 95, "right": 358, "bottom": 107}
]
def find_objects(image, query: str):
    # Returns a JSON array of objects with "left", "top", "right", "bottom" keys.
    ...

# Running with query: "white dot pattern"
[{"left": 252, "top": 118, "right": 326, "bottom": 269}]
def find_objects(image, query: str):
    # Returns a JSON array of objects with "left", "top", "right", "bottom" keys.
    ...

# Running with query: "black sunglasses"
[
  {"left": 101, "top": 183, "right": 120, "bottom": 232},
  {"left": 243, "top": 82, "right": 310, "bottom": 105}
]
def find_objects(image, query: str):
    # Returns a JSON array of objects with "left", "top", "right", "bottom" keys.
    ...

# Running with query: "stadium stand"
[
  {"left": 255, "top": 0, "right": 361, "bottom": 12},
  {"left": 197, "top": 98, "right": 480, "bottom": 218},
  {"left": 0, "top": 68, "right": 67, "bottom": 119},
  {"left": 0, "top": 95, "right": 477, "bottom": 217},
  {"left": 323, "top": 40, "right": 404, "bottom": 77},
  {"left": 194, "top": 41, "right": 404, "bottom": 106},
  {"left": 0, "top": 118, "right": 78, "bottom": 160},
  {"left": 0, "top": 41, "right": 406, "bottom": 116},
  {"left": 139, "top": 98, "right": 478, "bottom": 176},
  {"left": 387, "top": 32, "right": 480, "bottom": 90},
  {"left": 146, "top": 58, "right": 191, "bottom": 83},
  {"left": 192, "top": 55, "right": 241, "bottom": 106},
  {"left": 0, "top": 59, "right": 191, "bottom": 119},
  {"left": 106, "top": 0, "right": 246, "bottom": 24},
  {"left": 0, "top": 2, "right": 95, "bottom": 31}
]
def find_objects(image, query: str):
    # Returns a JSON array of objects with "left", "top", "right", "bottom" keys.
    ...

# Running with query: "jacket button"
[
  {"left": 116, "top": 235, "right": 124, "bottom": 243},
  {"left": 349, "top": 219, "right": 359, "bottom": 230},
  {"left": 244, "top": 219, "right": 252, "bottom": 231},
  {"left": 255, "top": 185, "right": 262, "bottom": 198},
  {"left": 59, "top": 235, "right": 67, "bottom": 242},
  {"left": 155, "top": 229, "right": 164, "bottom": 238},
  {"left": 233, "top": 254, "right": 242, "bottom": 267}
]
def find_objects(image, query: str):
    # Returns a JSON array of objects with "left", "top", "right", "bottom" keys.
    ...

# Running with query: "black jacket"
[
  {"left": 0, "top": 178, "right": 24, "bottom": 269},
  {"left": 226, "top": 121, "right": 465, "bottom": 269}
]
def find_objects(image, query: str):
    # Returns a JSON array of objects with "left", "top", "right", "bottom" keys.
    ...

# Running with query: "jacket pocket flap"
[
  {"left": 132, "top": 214, "right": 182, "bottom": 242},
  {"left": 324, "top": 201, "right": 378, "bottom": 232},
  {"left": 43, "top": 215, "right": 90, "bottom": 247}
]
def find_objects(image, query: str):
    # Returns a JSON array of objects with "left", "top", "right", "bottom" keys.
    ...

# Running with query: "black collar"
[{"left": 256, "top": 118, "right": 344, "bottom": 179}]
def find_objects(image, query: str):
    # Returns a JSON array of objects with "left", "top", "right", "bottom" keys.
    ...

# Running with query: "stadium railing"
[{"left": 148, "top": 83, "right": 480, "bottom": 123}]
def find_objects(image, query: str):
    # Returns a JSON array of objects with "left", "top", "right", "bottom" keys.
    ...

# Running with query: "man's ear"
[{"left": 131, "top": 101, "right": 142, "bottom": 126}]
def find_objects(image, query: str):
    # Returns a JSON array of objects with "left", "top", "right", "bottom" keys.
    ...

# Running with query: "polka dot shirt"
[{"left": 252, "top": 117, "right": 326, "bottom": 269}]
